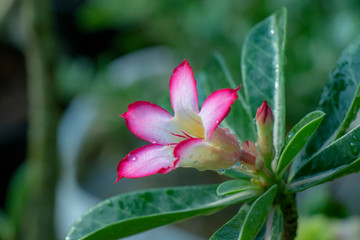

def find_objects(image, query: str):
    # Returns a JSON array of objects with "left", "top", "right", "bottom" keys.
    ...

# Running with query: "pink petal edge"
[
  {"left": 121, "top": 101, "right": 182, "bottom": 145},
  {"left": 173, "top": 138, "right": 203, "bottom": 162},
  {"left": 115, "top": 144, "right": 177, "bottom": 182},
  {"left": 169, "top": 60, "right": 199, "bottom": 116},
  {"left": 199, "top": 86, "right": 240, "bottom": 140}
]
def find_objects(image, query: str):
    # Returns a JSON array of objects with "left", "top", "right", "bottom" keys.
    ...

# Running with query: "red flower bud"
[
  {"left": 256, "top": 100, "right": 274, "bottom": 125},
  {"left": 256, "top": 101, "right": 275, "bottom": 168}
]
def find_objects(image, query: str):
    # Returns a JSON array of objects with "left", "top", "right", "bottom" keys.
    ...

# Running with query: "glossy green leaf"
[
  {"left": 210, "top": 192, "right": 282, "bottom": 240},
  {"left": 197, "top": 52, "right": 256, "bottom": 141},
  {"left": 277, "top": 111, "right": 325, "bottom": 177},
  {"left": 257, "top": 206, "right": 284, "bottom": 240},
  {"left": 238, "top": 185, "right": 278, "bottom": 240},
  {"left": 223, "top": 167, "right": 253, "bottom": 180},
  {"left": 291, "top": 35, "right": 360, "bottom": 172},
  {"left": 269, "top": 207, "right": 284, "bottom": 239},
  {"left": 210, "top": 203, "right": 251, "bottom": 240},
  {"left": 288, "top": 125, "right": 360, "bottom": 192},
  {"left": 241, "top": 8, "right": 287, "bottom": 160},
  {"left": 66, "top": 185, "right": 259, "bottom": 240},
  {"left": 217, "top": 179, "right": 262, "bottom": 196}
]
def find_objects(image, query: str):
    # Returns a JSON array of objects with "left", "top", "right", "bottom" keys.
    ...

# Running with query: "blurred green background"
[{"left": 1, "top": 0, "right": 360, "bottom": 239}]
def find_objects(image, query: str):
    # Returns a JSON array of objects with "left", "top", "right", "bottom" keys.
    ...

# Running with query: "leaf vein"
[
  {"left": 248, "top": 41, "right": 273, "bottom": 58},
  {"left": 245, "top": 58, "right": 274, "bottom": 84}
]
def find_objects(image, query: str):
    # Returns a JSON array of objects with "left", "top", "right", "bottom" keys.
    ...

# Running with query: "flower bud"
[{"left": 256, "top": 101, "right": 275, "bottom": 165}]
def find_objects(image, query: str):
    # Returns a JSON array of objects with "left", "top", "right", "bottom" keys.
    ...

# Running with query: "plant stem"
[
  {"left": 279, "top": 193, "right": 298, "bottom": 240},
  {"left": 20, "top": 0, "right": 59, "bottom": 239}
]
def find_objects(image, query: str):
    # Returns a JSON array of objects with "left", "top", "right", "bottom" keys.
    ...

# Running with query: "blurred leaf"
[
  {"left": 5, "top": 163, "right": 30, "bottom": 229},
  {"left": 241, "top": 8, "right": 287, "bottom": 159},
  {"left": 77, "top": 0, "right": 161, "bottom": 30},
  {"left": 56, "top": 57, "right": 94, "bottom": 101},
  {"left": 291, "top": 35, "right": 360, "bottom": 174},
  {"left": 0, "top": 0, "right": 13, "bottom": 24},
  {"left": 0, "top": 209, "right": 14, "bottom": 240},
  {"left": 277, "top": 111, "right": 325, "bottom": 177},
  {"left": 238, "top": 185, "right": 278, "bottom": 240},
  {"left": 66, "top": 185, "right": 259, "bottom": 240},
  {"left": 197, "top": 52, "right": 256, "bottom": 141},
  {"left": 217, "top": 179, "right": 261, "bottom": 196},
  {"left": 299, "top": 185, "right": 348, "bottom": 218},
  {"left": 209, "top": 203, "right": 251, "bottom": 240},
  {"left": 288, "top": 125, "right": 360, "bottom": 192},
  {"left": 296, "top": 215, "right": 336, "bottom": 240}
]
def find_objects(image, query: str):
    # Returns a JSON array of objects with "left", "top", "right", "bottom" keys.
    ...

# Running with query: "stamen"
[
  {"left": 171, "top": 133, "right": 187, "bottom": 139},
  {"left": 182, "top": 131, "right": 194, "bottom": 139}
]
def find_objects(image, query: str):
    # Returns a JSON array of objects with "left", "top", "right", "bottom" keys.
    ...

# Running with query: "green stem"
[
  {"left": 278, "top": 193, "right": 298, "bottom": 240},
  {"left": 20, "top": 0, "right": 59, "bottom": 239}
]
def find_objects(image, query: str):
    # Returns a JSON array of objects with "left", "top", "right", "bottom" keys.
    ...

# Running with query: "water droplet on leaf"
[
  {"left": 218, "top": 169, "right": 225, "bottom": 175},
  {"left": 350, "top": 143, "right": 359, "bottom": 156}
]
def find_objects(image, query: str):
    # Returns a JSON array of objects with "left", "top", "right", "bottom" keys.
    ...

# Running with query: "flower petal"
[
  {"left": 169, "top": 60, "right": 199, "bottom": 118},
  {"left": 174, "top": 138, "right": 238, "bottom": 171},
  {"left": 199, "top": 87, "right": 240, "bottom": 140},
  {"left": 121, "top": 101, "right": 182, "bottom": 144},
  {"left": 115, "top": 144, "right": 177, "bottom": 182}
]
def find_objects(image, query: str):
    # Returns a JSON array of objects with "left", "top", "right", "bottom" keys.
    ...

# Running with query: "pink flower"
[{"left": 116, "top": 60, "right": 241, "bottom": 182}]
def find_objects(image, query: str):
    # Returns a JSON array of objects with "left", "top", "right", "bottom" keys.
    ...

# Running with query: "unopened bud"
[{"left": 256, "top": 101, "right": 275, "bottom": 166}]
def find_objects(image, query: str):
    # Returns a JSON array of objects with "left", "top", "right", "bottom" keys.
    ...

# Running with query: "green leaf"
[
  {"left": 288, "top": 125, "right": 360, "bottom": 192},
  {"left": 277, "top": 111, "right": 325, "bottom": 177},
  {"left": 268, "top": 207, "right": 284, "bottom": 239},
  {"left": 223, "top": 168, "right": 253, "bottom": 180},
  {"left": 256, "top": 206, "right": 284, "bottom": 240},
  {"left": 217, "top": 179, "right": 262, "bottom": 196},
  {"left": 210, "top": 203, "right": 251, "bottom": 240},
  {"left": 197, "top": 52, "right": 256, "bottom": 141},
  {"left": 66, "top": 185, "right": 259, "bottom": 240},
  {"left": 0, "top": 209, "right": 14, "bottom": 240},
  {"left": 241, "top": 8, "right": 287, "bottom": 160},
  {"left": 5, "top": 163, "right": 30, "bottom": 228},
  {"left": 0, "top": 0, "right": 14, "bottom": 24},
  {"left": 292, "top": 35, "right": 360, "bottom": 171},
  {"left": 238, "top": 185, "right": 278, "bottom": 240}
]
